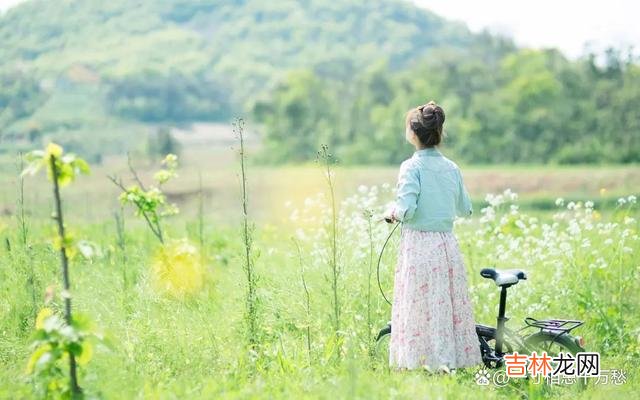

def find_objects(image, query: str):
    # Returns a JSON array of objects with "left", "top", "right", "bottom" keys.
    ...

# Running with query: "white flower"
[
  {"left": 503, "top": 188, "right": 518, "bottom": 201},
  {"left": 559, "top": 242, "right": 572, "bottom": 252},
  {"left": 628, "top": 195, "right": 637, "bottom": 204},
  {"left": 568, "top": 220, "right": 581, "bottom": 236},
  {"left": 618, "top": 198, "right": 627, "bottom": 205},
  {"left": 485, "top": 193, "right": 505, "bottom": 207},
  {"left": 555, "top": 198, "right": 565, "bottom": 207},
  {"left": 585, "top": 201, "right": 594, "bottom": 209},
  {"left": 358, "top": 185, "right": 367, "bottom": 194},
  {"left": 567, "top": 201, "right": 576, "bottom": 210}
]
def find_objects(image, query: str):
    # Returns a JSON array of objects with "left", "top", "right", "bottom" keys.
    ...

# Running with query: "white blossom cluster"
[{"left": 284, "top": 186, "right": 639, "bottom": 348}]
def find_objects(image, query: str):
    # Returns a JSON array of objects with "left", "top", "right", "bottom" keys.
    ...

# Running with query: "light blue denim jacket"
[{"left": 391, "top": 147, "right": 472, "bottom": 232}]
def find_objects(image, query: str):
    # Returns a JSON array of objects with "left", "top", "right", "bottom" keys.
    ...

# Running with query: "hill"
[
  {"left": 1, "top": 1, "right": 637, "bottom": 165},
  {"left": 0, "top": 0, "right": 515, "bottom": 160}
]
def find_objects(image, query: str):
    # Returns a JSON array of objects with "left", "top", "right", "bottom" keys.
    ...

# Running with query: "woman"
[{"left": 385, "top": 101, "right": 482, "bottom": 372}]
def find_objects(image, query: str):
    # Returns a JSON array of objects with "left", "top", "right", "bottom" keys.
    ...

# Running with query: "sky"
[
  {"left": 0, "top": 0, "right": 20, "bottom": 12},
  {"left": 414, "top": 0, "right": 640, "bottom": 59},
  {"left": 1, "top": 0, "right": 638, "bottom": 59}
]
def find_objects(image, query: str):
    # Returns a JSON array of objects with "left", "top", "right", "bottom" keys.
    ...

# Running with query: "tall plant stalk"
[
  {"left": 16, "top": 153, "right": 36, "bottom": 318},
  {"left": 365, "top": 210, "right": 374, "bottom": 357},
  {"left": 17, "top": 153, "right": 29, "bottom": 247},
  {"left": 198, "top": 170, "right": 205, "bottom": 266},
  {"left": 22, "top": 143, "right": 89, "bottom": 396},
  {"left": 293, "top": 238, "right": 312, "bottom": 365},
  {"left": 318, "top": 144, "right": 341, "bottom": 358},
  {"left": 49, "top": 154, "right": 80, "bottom": 395},
  {"left": 114, "top": 206, "right": 127, "bottom": 291},
  {"left": 235, "top": 118, "right": 259, "bottom": 349}
]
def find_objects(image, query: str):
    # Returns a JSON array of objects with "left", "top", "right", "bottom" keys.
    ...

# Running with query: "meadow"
[{"left": 0, "top": 145, "right": 638, "bottom": 399}]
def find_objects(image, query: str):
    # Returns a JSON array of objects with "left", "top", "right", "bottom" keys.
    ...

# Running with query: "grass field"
[
  {"left": 0, "top": 147, "right": 638, "bottom": 399},
  {"left": 1, "top": 147, "right": 639, "bottom": 223}
]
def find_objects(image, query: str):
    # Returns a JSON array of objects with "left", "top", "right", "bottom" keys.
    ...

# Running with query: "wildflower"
[
  {"left": 628, "top": 195, "right": 637, "bottom": 204},
  {"left": 485, "top": 193, "right": 505, "bottom": 207},
  {"left": 503, "top": 189, "right": 518, "bottom": 201},
  {"left": 555, "top": 198, "right": 565, "bottom": 207},
  {"left": 568, "top": 220, "right": 581, "bottom": 236},
  {"left": 618, "top": 198, "right": 627, "bottom": 206},
  {"left": 559, "top": 242, "right": 572, "bottom": 252},
  {"left": 151, "top": 239, "right": 205, "bottom": 297},
  {"left": 585, "top": 201, "right": 594, "bottom": 209}
]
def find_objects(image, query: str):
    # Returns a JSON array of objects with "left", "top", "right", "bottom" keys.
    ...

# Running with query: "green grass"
[
  {"left": 1, "top": 209, "right": 638, "bottom": 399},
  {"left": 0, "top": 153, "right": 638, "bottom": 399}
]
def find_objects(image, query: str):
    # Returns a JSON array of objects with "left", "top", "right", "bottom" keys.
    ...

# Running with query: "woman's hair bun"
[{"left": 407, "top": 100, "right": 445, "bottom": 147}]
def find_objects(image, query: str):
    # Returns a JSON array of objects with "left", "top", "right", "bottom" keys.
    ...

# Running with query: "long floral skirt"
[{"left": 389, "top": 227, "right": 483, "bottom": 370}]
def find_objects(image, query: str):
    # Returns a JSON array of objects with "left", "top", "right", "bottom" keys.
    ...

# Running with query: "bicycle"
[{"left": 374, "top": 266, "right": 587, "bottom": 369}]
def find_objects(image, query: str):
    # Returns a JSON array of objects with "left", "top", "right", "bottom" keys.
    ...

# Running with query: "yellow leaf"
[
  {"left": 35, "top": 308, "right": 54, "bottom": 330},
  {"left": 77, "top": 341, "right": 93, "bottom": 365},
  {"left": 25, "top": 344, "right": 51, "bottom": 374},
  {"left": 46, "top": 142, "right": 63, "bottom": 158}
]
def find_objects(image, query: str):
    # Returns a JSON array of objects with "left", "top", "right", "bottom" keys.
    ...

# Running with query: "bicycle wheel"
[
  {"left": 524, "top": 331, "right": 588, "bottom": 390},
  {"left": 523, "top": 331, "right": 585, "bottom": 355}
]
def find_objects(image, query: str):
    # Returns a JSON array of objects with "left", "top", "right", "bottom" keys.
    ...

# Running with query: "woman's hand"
[{"left": 383, "top": 208, "right": 397, "bottom": 224}]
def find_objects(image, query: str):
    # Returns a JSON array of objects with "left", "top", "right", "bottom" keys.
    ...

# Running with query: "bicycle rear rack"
[{"left": 524, "top": 317, "right": 583, "bottom": 333}]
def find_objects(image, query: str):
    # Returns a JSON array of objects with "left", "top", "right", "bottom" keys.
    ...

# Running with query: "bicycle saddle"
[{"left": 480, "top": 268, "right": 527, "bottom": 287}]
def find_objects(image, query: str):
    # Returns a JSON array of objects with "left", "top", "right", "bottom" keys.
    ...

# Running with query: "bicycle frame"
[
  {"left": 481, "top": 281, "right": 584, "bottom": 365},
  {"left": 495, "top": 286, "right": 509, "bottom": 355}
]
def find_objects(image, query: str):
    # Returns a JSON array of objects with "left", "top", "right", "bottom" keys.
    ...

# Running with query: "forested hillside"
[
  {"left": 0, "top": 0, "right": 638, "bottom": 163},
  {"left": 256, "top": 48, "right": 640, "bottom": 164}
]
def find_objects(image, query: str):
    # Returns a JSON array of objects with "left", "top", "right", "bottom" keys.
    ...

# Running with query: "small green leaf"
[{"left": 67, "top": 342, "right": 83, "bottom": 357}]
